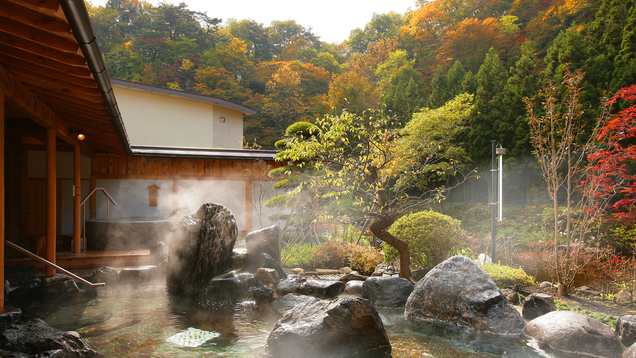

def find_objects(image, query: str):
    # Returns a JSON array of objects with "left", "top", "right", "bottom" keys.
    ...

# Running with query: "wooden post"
[
  {"left": 245, "top": 180, "right": 253, "bottom": 233},
  {"left": 73, "top": 145, "right": 81, "bottom": 253},
  {"left": 46, "top": 128, "right": 56, "bottom": 277},
  {"left": 0, "top": 90, "right": 5, "bottom": 313}
]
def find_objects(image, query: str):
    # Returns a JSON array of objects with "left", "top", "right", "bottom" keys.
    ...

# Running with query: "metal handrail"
[
  {"left": 5, "top": 241, "right": 105, "bottom": 288},
  {"left": 80, "top": 187, "right": 118, "bottom": 250}
]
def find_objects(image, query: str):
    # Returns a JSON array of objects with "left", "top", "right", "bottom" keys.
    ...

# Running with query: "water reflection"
[{"left": 15, "top": 284, "right": 555, "bottom": 358}]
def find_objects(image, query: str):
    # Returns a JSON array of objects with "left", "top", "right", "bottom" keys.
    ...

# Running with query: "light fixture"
[{"left": 70, "top": 129, "right": 85, "bottom": 141}]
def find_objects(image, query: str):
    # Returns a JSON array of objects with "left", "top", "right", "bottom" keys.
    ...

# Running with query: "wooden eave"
[{"left": 0, "top": 0, "right": 129, "bottom": 156}]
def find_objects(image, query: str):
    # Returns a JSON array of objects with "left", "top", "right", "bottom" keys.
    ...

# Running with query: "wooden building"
[{"left": 0, "top": 0, "right": 282, "bottom": 313}]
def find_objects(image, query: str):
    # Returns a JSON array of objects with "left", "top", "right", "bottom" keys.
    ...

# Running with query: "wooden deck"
[{"left": 5, "top": 250, "right": 152, "bottom": 269}]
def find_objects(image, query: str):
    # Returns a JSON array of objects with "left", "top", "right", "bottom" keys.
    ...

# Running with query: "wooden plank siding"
[
  {"left": 91, "top": 154, "right": 284, "bottom": 234},
  {"left": 92, "top": 154, "right": 282, "bottom": 181}
]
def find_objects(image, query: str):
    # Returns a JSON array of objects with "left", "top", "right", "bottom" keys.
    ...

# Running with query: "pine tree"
[{"left": 467, "top": 48, "right": 509, "bottom": 161}]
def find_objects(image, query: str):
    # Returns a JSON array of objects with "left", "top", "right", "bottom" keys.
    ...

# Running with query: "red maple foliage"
[{"left": 587, "top": 85, "right": 636, "bottom": 222}]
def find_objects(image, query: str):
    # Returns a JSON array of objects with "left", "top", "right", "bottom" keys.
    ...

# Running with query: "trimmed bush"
[
  {"left": 384, "top": 210, "right": 465, "bottom": 269},
  {"left": 480, "top": 262, "right": 535, "bottom": 289},
  {"left": 286, "top": 122, "right": 319, "bottom": 137}
]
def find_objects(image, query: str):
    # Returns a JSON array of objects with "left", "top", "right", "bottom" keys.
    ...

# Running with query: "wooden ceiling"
[{"left": 0, "top": 0, "right": 129, "bottom": 156}]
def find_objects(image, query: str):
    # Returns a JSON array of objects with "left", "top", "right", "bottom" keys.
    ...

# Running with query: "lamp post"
[{"left": 491, "top": 140, "right": 505, "bottom": 263}]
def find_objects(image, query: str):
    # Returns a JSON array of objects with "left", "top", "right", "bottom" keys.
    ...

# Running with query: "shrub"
[
  {"left": 345, "top": 245, "right": 384, "bottom": 275},
  {"left": 479, "top": 262, "right": 535, "bottom": 289},
  {"left": 310, "top": 239, "right": 347, "bottom": 268},
  {"left": 385, "top": 210, "right": 466, "bottom": 269}
]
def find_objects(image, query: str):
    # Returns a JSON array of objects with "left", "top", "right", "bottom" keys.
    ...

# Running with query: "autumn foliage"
[{"left": 587, "top": 85, "right": 636, "bottom": 221}]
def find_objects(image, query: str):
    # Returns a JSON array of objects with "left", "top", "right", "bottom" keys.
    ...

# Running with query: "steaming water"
[{"left": 16, "top": 284, "right": 554, "bottom": 358}]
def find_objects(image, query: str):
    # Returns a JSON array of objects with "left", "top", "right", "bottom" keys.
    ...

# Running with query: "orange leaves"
[{"left": 436, "top": 17, "right": 503, "bottom": 70}]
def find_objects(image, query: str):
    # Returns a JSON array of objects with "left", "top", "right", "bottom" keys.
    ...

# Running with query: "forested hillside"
[{"left": 88, "top": 0, "right": 636, "bottom": 205}]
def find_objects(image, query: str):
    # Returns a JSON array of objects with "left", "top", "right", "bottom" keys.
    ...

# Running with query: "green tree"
[
  {"left": 445, "top": 60, "right": 466, "bottom": 102},
  {"left": 347, "top": 12, "right": 403, "bottom": 54},
  {"left": 226, "top": 19, "right": 275, "bottom": 61},
  {"left": 399, "top": 93, "right": 474, "bottom": 189},
  {"left": 427, "top": 65, "right": 447, "bottom": 108},
  {"left": 278, "top": 111, "right": 473, "bottom": 279},
  {"left": 467, "top": 48, "right": 509, "bottom": 161},
  {"left": 376, "top": 50, "right": 425, "bottom": 120}
]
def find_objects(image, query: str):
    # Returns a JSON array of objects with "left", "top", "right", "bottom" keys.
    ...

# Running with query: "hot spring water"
[{"left": 14, "top": 283, "right": 555, "bottom": 358}]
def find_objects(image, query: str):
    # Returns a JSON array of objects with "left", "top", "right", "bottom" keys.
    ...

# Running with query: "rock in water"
[
  {"left": 245, "top": 225, "right": 281, "bottom": 271},
  {"left": 404, "top": 255, "right": 525, "bottom": 338},
  {"left": 267, "top": 297, "right": 391, "bottom": 358},
  {"left": 0, "top": 318, "right": 100, "bottom": 357},
  {"left": 167, "top": 203, "right": 238, "bottom": 296},
  {"left": 165, "top": 327, "right": 220, "bottom": 347},
  {"left": 525, "top": 311, "right": 623, "bottom": 358}
]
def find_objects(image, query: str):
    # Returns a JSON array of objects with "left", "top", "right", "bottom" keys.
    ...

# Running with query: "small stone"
[
  {"left": 539, "top": 281, "right": 553, "bottom": 288},
  {"left": 291, "top": 268, "right": 304, "bottom": 273},
  {"left": 339, "top": 267, "right": 353, "bottom": 274},
  {"left": 501, "top": 288, "right": 519, "bottom": 305},
  {"left": 256, "top": 268, "right": 280, "bottom": 288}
]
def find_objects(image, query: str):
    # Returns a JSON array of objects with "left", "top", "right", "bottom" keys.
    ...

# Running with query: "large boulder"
[
  {"left": 525, "top": 311, "right": 623, "bottom": 358},
  {"left": 521, "top": 293, "right": 555, "bottom": 320},
  {"left": 404, "top": 255, "right": 525, "bottom": 338},
  {"left": 625, "top": 342, "right": 636, "bottom": 358},
  {"left": 267, "top": 297, "right": 391, "bottom": 358},
  {"left": 245, "top": 225, "right": 281, "bottom": 271},
  {"left": 0, "top": 318, "right": 101, "bottom": 357},
  {"left": 167, "top": 203, "right": 238, "bottom": 296},
  {"left": 618, "top": 315, "right": 636, "bottom": 348},
  {"left": 362, "top": 276, "right": 413, "bottom": 308}
]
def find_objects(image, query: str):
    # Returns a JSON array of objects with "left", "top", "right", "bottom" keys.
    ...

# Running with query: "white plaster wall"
[
  {"left": 115, "top": 85, "right": 215, "bottom": 148},
  {"left": 95, "top": 179, "right": 174, "bottom": 220},
  {"left": 212, "top": 107, "right": 244, "bottom": 149},
  {"left": 177, "top": 180, "right": 246, "bottom": 231},
  {"left": 115, "top": 85, "right": 245, "bottom": 149}
]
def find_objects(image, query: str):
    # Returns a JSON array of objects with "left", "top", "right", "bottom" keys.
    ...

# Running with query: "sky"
[{"left": 91, "top": 0, "right": 418, "bottom": 44}]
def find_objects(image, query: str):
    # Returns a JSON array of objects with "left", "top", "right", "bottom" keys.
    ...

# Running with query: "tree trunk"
[{"left": 369, "top": 216, "right": 410, "bottom": 280}]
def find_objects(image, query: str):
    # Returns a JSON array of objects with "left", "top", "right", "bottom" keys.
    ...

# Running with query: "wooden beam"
[
  {"left": 0, "top": 89, "right": 5, "bottom": 313},
  {"left": 73, "top": 145, "right": 81, "bottom": 253},
  {"left": 0, "top": 46, "right": 92, "bottom": 77},
  {"left": 0, "top": 63, "right": 86, "bottom": 149},
  {"left": 0, "top": 17, "right": 77, "bottom": 51},
  {"left": 2, "top": 62, "right": 96, "bottom": 88},
  {"left": 0, "top": 32, "right": 85, "bottom": 66},
  {"left": 7, "top": 0, "right": 61, "bottom": 14},
  {"left": 12, "top": 70, "right": 100, "bottom": 94},
  {"left": 0, "top": 1, "right": 70, "bottom": 35},
  {"left": 46, "top": 127, "right": 56, "bottom": 277}
]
